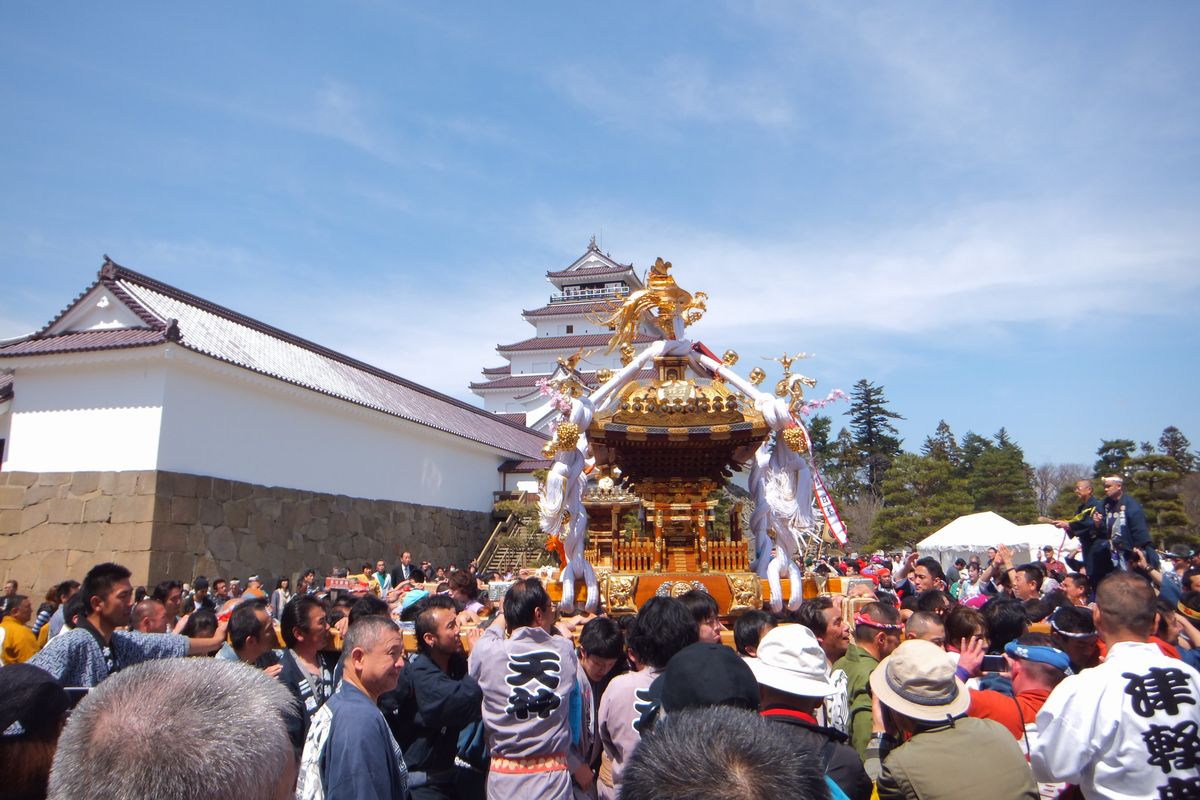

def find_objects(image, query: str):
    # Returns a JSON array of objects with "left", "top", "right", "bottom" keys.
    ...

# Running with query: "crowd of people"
[{"left": 1, "top": 478, "right": 1199, "bottom": 799}]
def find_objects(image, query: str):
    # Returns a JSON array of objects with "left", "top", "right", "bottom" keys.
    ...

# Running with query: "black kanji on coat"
[
  {"left": 1123, "top": 667, "right": 1196, "bottom": 718},
  {"left": 506, "top": 686, "right": 562, "bottom": 720},
  {"left": 505, "top": 650, "right": 562, "bottom": 690},
  {"left": 1144, "top": 720, "right": 1200, "bottom": 774}
]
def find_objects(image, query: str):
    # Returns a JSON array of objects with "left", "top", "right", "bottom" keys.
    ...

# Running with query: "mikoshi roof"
[{"left": 0, "top": 258, "right": 548, "bottom": 459}]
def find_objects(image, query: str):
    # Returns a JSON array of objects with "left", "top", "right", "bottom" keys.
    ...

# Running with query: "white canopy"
[{"left": 916, "top": 512, "right": 1075, "bottom": 568}]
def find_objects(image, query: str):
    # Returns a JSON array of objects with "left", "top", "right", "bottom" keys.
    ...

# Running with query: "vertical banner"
[{"left": 812, "top": 469, "right": 849, "bottom": 545}]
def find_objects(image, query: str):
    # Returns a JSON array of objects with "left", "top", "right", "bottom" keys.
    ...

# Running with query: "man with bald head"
[
  {"left": 130, "top": 599, "right": 169, "bottom": 633},
  {"left": 1052, "top": 480, "right": 1110, "bottom": 585},
  {"left": 1032, "top": 572, "right": 1200, "bottom": 796}
]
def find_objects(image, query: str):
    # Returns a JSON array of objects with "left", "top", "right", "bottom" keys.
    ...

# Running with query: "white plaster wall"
[
  {"left": 531, "top": 316, "right": 611, "bottom": 338},
  {"left": 3, "top": 358, "right": 165, "bottom": 472},
  {"left": 157, "top": 350, "right": 508, "bottom": 512}
]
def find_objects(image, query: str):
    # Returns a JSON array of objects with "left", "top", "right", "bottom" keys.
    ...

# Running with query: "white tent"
[{"left": 916, "top": 512, "right": 1075, "bottom": 568}]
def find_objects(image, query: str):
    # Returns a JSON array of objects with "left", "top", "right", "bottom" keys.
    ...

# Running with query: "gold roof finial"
[{"left": 599, "top": 257, "right": 707, "bottom": 353}]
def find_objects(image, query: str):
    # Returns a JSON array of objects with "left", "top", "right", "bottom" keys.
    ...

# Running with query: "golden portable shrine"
[{"left": 537, "top": 258, "right": 849, "bottom": 618}]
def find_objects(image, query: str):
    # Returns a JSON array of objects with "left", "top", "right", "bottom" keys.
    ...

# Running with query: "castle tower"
[{"left": 470, "top": 239, "right": 653, "bottom": 430}]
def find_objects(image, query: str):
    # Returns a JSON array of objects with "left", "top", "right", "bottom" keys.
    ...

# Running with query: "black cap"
[
  {"left": 657, "top": 642, "right": 761, "bottom": 713},
  {"left": 194, "top": 576, "right": 210, "bottom": 590},
  {"left": 0, "top": 664, "right": 70, "bottom": 738}
]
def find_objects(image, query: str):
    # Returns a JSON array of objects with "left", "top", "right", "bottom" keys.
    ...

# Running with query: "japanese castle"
[{"left": 470, "top": 239, "right": 654, "bottom": 431}]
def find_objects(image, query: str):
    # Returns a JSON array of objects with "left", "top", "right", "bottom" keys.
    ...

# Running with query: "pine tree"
[
  {"left": 1093, "top": 439, "right": 1136, "bottom": 480},
  {"left": 871, "top": 453, "right": 974, "bottom": 550},
  {"left": 1127, "top": 450, "right": 1190, "bottom": 539},
  {"left": 847, "top": 379, "right": 904, "bottom": 495},
  {"left": 807, "top": 414, "right": 832, "bottom": 463},
  {"left": 958, "top": 431, "right": 994, "bottom": 475},
  {"left": 1158, "top": 426, "right": 1197, "bottom": 475},
  {"left": 966, "top": 432, "right": 1038, "bottom": 522},
  {"left": 921, "top": 420, "right": 961, "bottom": 466},
  {"left": 823, "top": 427, "right": 866, "bottom": 505}
]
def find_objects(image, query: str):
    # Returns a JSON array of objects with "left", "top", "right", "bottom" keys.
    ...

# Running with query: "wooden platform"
[{"left": 546, "top": 573, "right": 847, "bottom": 616}]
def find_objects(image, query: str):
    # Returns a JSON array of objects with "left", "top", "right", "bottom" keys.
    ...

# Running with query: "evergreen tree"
[
  {"left": 958, "top": 431, "right": 994, "bottom": 475},
  {"left": 1127, "top": 450, "right": 1190, "bottom": 538},
  {"left": 847, "top": 379, "right": 904, "bottom": 495},
  {"left": 1093, "top": 439, "right": 1136, "bottom": 479},
  {"left": 1158, "top": 426, "right": 1197, "bottom": 475},
  {"left": 966, "top": 432, "right": 1038, "bottom": 522},
  {"left": 823, "top": 427, "right": 866, "bottom": 504},
  {"left": 807, "top": 414, "right": 832, "bottom": 463},
  {"left": 921, "top": 420, "right": 961, "bottom": 465},
  {"left": 871, "top": 453, "right": 974, "bottom": 550}
]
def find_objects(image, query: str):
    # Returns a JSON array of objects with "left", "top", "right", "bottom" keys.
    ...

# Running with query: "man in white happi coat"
[
  {"left": 1032, "top": 572, "right": 1200, "bottom": 799},
  {"left": 596, "top": 596, "right": 698, "bottom": 799},
  {"left": 468, "top": 578, "right": 581, "bottom": 800}
]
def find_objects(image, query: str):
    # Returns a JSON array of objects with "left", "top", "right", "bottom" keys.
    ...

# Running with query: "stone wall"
[{"left": 0, "top": 470, "right": 493, "bottom": 596}]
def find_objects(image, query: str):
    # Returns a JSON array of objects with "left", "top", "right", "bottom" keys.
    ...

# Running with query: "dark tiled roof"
[
  {"left": 481, "top": 364, "right": 510, "bottom": 376},
  {"left": 545, "top": 264, "right": 635, "bottom": 279},
  {"left": 522, "top": 301, "right": 615, "bottom": 318},
  {"left": 0, "top": 259, "right": 547, "bottom": 459},
  {"left": 0, "top": 328, "right": 168, "bottom": 355},
  {"left": 0, "top": 373, "right": 12, "bottom": 402},
  {"left": 495, "top": 412, "right": 527, "bottom": 425},
  {"left": 496, "top": 332, "right": 654, "bottom": 353},
  {"left": 470, "top": 373, "right": 554, "bottom": 391}
]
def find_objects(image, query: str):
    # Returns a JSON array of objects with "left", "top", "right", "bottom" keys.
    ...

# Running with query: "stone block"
[
  {"left": 226, "top": 500, "right": 250, "bottom": 530},
  {"left": 0, "top": 485, "right": 25, "bottom": 510},
  {"left": 111, "top": 495, "right": 155, "bottom": 525},
  {"left": 208, "top": 526, "right": 237, "bottom": 562},
  {"left": 71, "top": 523, "right": 103, "bottom": 552},
  {"left": 38, "top": 523, "right": 71, "bottom": 551},
  {"left": 69, "top": 472, "right": 102, "bottom": 496},
  {"left": 3, "top": 472, "right": 38, "bottom": 487},
  {"left": 97, "top": 525, "right": 131, "bottom": 553},
  {"left": 24, "top": 484, "right": 64, "bottom": 505},
  {"left": 199, "top": 499, "right": 225, "bottom": 527},
  {"left": 187, "top": 526, "right": 206, "bottom": 553},
  {"left": 97, "top": 472, "right": 118, "bottom": 494},
  {"left": 113, "top": 472, "right": 139, "bottom": 497},
  {"left": 155, "top": 522, "right": 189, "bottom": 553},
  {"left": 82, "top": 496, "right": 113, "bottom": 523},
  {"left": 172, "top": 473, "right": 197, "bottom": 498},
  {"left": 128, "top": 522, "right": 155, "bottom": 551},
  {"left": 170, "top": 496, "right": 200, "bottom": 524},
  {"left": 135, "top": 471, "right": 157, "bottom": 496},
  {"left": 211, "top": 478, "right": 232, "bottom": 501},
  {"left": 192, "top": 476, "right": 213, "bottom": 499},
  {"left": 48, "top": 497, "right": 85, "bottom": 524},
  {"left": 231, "top": 481, "right": 255, "bottom": 501},
  {"left": 37, "top": 472, "right": 72, "bottom": 487},
  {"left": 20, "top": 506, "right": 48, "bottom": 532},
  {"left": 0, "top": 509, "right": 20, "bottom": 534}
]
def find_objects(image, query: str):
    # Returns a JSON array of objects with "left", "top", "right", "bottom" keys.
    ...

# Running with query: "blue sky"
[{"left": 2, "top": 2, "right": 1198, "bottom": 466}]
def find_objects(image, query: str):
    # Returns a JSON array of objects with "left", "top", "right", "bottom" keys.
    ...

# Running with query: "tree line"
[{"left": 807, "top": 379, "right": 1198, "bottom": 551}]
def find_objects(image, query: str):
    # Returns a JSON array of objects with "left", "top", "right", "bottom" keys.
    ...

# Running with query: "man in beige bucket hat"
[{"left": 869, "top": 639, "right": 1037, "bottom": 800}]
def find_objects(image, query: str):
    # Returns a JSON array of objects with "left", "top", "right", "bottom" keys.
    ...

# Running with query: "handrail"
[{"left": 477, "top": 490, "right": 528, "bottom": 570}]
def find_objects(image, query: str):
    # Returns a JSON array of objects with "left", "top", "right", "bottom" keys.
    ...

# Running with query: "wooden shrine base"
[{"left": 546, "top": 573, "right": 849, "bottom": 617}]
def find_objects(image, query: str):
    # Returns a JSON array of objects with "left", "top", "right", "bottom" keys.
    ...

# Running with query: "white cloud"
[
  {"left": 552, "top": 54, "right": 796, "bottom": 133},
  {"left": 523, "top": 195, "right": 1200, "bottom": 344}
]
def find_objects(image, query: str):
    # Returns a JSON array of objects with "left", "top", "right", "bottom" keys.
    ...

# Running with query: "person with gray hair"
[
  {"left": 47, "top": 658, "right": 300, "bottom": 800},
  {"left": 298, "top": 614, "right": 409, "bottom": 800},
  {"left": 618, "top": 704, "right": 830, "bottom": 800}
]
